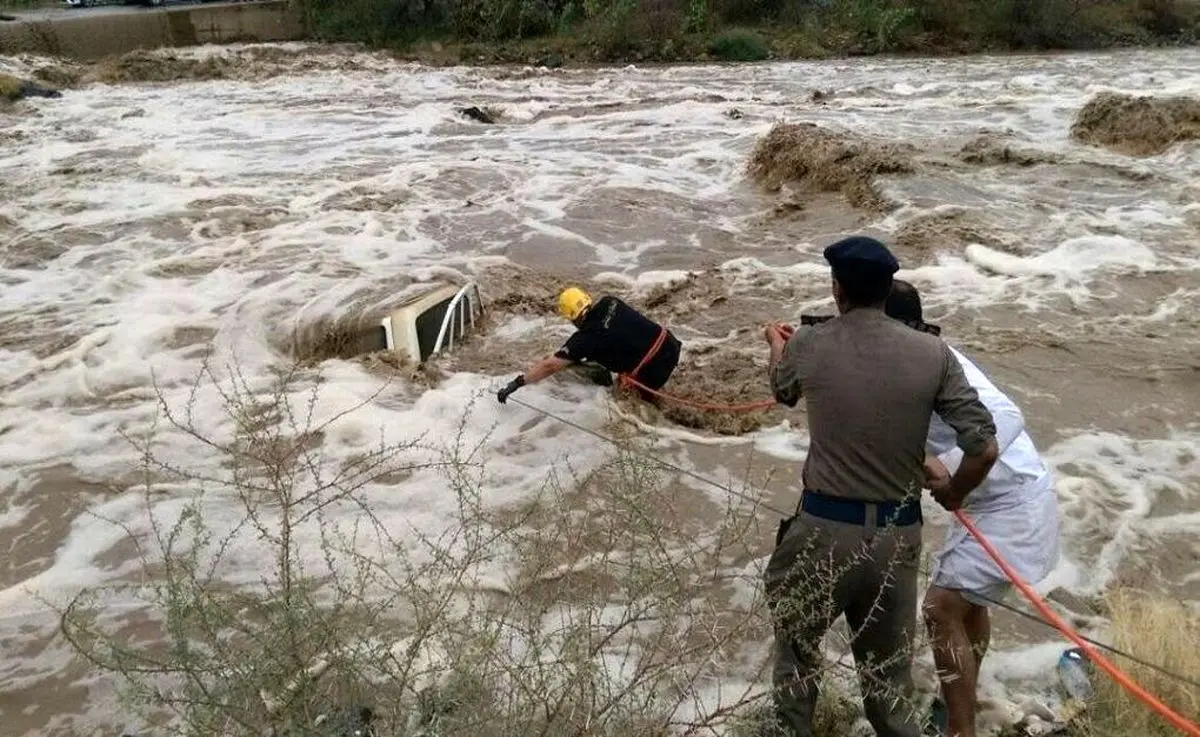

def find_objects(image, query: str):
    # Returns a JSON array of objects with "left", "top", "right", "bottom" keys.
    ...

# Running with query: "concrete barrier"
[{"left": 0, "top": 1, "right": 308, "bottom": 60}]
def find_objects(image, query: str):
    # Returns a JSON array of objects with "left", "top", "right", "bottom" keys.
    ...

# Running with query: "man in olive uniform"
[
  {"left": 496, "top": 287, "right": 682, "bottom": 404},
  {"left": 762, "top": 236, "right": 1000, "bottom": 737}
]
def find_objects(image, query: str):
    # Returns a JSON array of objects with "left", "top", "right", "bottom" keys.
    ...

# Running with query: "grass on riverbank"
[
  {"left": 294, "top": 0, "right": 1200, "bottom": 64},
  {"left": 1070, "top": 589, "right": 1200, "bottom": 737}
]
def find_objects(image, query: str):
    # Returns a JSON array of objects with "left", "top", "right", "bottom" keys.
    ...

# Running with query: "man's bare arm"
[
  {"left": 524, "top": 355, "right": 572, "bottom": 384},
  {"left": 942, "top": 436, "right": 998, "bottom": 509}
]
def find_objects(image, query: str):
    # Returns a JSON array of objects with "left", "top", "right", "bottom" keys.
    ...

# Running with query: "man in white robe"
[{"left": 885, "top": 280, "right": 1062, "bottom": 737}]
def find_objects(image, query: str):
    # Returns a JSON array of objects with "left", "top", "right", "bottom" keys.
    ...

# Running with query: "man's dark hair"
[
  {"left": 833, "top": 263, "right": 894, "bottom": 307},
  {"left": 883, "top": 279, "right": 942, "bottom": 336},
  {"left": 885, "top": 279, "right": 923, "bottom": 323}
]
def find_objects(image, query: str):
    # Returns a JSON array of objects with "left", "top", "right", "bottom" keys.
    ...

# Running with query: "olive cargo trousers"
[{"left": 763, "top": 501, "right": 924, "bottom": 737}]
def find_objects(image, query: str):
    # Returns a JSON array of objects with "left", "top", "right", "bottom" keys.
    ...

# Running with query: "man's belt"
[{"left": 800, "top": 489, "right": 923, "bottom": 527}]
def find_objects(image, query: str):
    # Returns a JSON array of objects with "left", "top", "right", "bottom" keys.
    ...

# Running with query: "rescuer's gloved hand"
[{"left": 497, "top": 375, "right": 526, "bottom": 404}]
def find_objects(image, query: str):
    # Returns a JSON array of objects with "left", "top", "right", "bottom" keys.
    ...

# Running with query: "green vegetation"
[
  {"left": 708, "top": 27, "right": 771, "bottom": 61},
  {"left": 293, "top": 0, "right": 1200, "bottom": 64}
]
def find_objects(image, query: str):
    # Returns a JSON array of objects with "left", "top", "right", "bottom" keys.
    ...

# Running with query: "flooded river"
[{"left": 1, "top": 42, "right": 1198, "bottom": 736}]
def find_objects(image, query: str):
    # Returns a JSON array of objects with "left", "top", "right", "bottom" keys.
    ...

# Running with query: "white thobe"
[{"left": 926, "top": 346, "right": 1062, "bottom": 603}]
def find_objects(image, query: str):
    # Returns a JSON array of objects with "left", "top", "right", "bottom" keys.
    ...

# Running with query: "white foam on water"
[
  {"left": 0, "top": 501, "right": 30, "bottom": 533},
  {"left": 0, "top": 367, "right": 612, "bottom": 618},
  {"left": 751, "top": 423, "right": 808, "bottom": 463},
  {"left": 1042, "top": 430, "right": 1200, "bottom": 598},
  {"left": 0, "top": 492, "right": 151, "bottom": 613},
  {"left": 606, "top": 400, "right": 764, "bottom": 450},
  {"left": 491, "top": 314, "right": 549, "bottom": 340},
  {"left": 966, "top": 235, "right": 1156, "bottom": 279},
  {"left": 673, "top": 675, "right": 771, "bottom": 737},
  {"left": 983, "top": 642, "right": 1069, "bottom": 693},
  {"left": 725, "top": 557, "right": 769, "bottom": 612},
  {"left": 714, "top": 240, "right": 1174, "bottom": 316},
  {"left": 973, "top": 641, "right": 1076, "bottom": 727},
  {"left": 591, "top": 268, "right": 699, "bottom": 295},
  {"left": 2, "top": 42, "right": 1200, "bottom": 735}
]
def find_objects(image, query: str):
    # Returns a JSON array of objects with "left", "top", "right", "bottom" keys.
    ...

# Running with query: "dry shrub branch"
[{"left": 57, "top": 354, "right": 931, "bottom": 736}]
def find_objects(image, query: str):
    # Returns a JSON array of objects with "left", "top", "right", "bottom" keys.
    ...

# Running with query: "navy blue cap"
[{"left": 823, "top": 236, "right": 900, "bottom": 275}]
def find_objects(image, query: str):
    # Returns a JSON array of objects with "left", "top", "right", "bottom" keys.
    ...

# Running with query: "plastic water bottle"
[{"left": 1057, "top": 647, "right": 1094, "bottom": 702}]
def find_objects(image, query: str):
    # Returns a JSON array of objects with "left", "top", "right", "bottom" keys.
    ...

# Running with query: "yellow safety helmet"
[{"left": 558, "top": 287, "right": 593, "bottom": 322}]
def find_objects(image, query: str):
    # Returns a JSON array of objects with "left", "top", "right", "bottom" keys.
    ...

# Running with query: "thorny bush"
[{"left": 58, "top": 357, "right": 932, "bottom": 736}]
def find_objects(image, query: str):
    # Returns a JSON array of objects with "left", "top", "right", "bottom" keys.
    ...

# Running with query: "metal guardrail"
[{"left": 430, "top": 281, "right": 482, "bottom": 357}]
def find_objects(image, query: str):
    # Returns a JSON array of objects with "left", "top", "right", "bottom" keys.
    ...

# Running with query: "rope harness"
[{"left": 617, "top": 325, "right": 668, "bottom": 392}]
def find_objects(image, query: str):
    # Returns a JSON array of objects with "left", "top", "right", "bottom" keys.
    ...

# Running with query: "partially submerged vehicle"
[{"left": 380, "top": 281, "right": 483, "bottom": 366}]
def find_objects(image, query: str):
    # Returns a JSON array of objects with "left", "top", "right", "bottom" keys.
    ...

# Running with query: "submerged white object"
[{"left": 381, "top": 281, "right": 484, "bottom": 365}]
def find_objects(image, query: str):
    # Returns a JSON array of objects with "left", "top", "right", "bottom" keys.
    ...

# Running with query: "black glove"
[{"left": 497, "top": 375, "right": 526, "bottom": 404}]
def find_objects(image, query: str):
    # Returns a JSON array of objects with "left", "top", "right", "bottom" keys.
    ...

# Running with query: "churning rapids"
[{"left": 1, "top": 42, "right": 1199, "bottom": 736}]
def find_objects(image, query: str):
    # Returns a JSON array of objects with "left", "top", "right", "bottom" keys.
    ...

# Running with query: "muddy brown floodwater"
[{"left": 0, "top": 43, "right": 1199, "bottom": 737}]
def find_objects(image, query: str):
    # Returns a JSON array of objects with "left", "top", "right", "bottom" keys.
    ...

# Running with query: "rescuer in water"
[{"left": 496, "top": 287, "right": 681, "bottom": 405}]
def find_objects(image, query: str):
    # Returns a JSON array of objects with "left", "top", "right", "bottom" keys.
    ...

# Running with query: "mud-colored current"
[{"left": 1, "top": 44, "right": 1199, "bottom": 737}]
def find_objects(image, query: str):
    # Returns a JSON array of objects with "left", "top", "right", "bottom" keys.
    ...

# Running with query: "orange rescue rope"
[
  {"left": 955, "top": 509, "right": 1200, "bottom": 737},
  {"left": 620, "top": 326, "right": 669, "bottom": 388}
]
